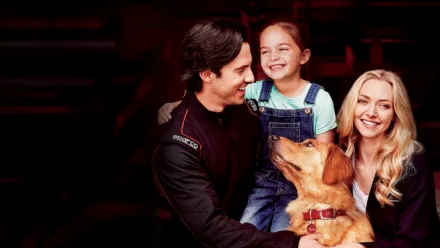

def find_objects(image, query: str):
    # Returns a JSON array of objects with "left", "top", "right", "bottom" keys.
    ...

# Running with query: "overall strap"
[
  {"left": 304, "top": 83, "right": 324, "bottom": 104},
  {"left": 258, "top": 79, "right": 274, "bottom": 102}
]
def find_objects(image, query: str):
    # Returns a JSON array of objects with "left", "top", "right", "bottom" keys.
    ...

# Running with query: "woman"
[{"left": 334, "top": 69, "right": 439, "bottom": 248}]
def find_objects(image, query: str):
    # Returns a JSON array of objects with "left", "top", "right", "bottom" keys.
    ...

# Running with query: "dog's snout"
[{"left": 268, "top": 135, "right": 281, "bottom": 149}]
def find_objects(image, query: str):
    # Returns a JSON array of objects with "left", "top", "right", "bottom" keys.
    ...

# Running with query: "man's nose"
[{"left": 244, "top": 71, "right": 255, "bottom": 84}]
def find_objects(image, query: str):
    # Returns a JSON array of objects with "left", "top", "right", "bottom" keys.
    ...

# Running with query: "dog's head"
[{"left": 269, "top": 136, "right": 354, "bottom": 192}]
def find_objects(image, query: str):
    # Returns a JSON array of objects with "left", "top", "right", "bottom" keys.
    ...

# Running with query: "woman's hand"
[
  {"left": 298, "top": 233, "right": 327, "bottom": 248},
  {"left": 331, "top": 243, "right": 365, "bottom": 248}
]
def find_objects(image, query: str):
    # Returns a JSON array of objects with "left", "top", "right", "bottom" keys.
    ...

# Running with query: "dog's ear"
[{"left": 322, "top": 144, "right": 354, "bottom": 185}]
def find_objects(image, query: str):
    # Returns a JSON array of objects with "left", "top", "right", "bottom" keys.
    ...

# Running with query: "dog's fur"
[{"left": 269, "top": 137, "right": 374, "bottom": 246}]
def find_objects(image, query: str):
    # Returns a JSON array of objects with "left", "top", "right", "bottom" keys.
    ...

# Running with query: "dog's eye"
[
  {"left": 305, "top": 141, "right": 314, "bottom": 147},
  {"left": 292, "top": 164, "right": 302, "bottom": 171}
]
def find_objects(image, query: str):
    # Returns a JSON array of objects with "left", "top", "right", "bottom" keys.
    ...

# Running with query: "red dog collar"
[{"left": 303, "top": 208, "right": 346, "bottom": 220}]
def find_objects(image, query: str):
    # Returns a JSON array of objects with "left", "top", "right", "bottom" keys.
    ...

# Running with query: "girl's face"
[{"left": 259, "top": 25, "right": 309, "bottom": 81}]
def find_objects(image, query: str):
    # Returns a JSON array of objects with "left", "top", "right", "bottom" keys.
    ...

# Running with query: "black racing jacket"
[{"left": 152, "top": 92, "right": 299, "bottom": 248}]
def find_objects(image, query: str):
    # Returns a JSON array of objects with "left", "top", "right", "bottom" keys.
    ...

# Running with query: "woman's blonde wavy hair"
[{"left": 337, "top": 69, "right": 423, "bottom": 207}]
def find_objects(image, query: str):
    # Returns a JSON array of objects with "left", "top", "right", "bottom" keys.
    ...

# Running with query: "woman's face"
[{"left": 354, "top": 79, "right": 394, "bottom": 143}]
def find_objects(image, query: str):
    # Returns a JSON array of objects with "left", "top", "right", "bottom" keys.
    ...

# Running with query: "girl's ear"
[{"left": 300, "top": 49, "right": 311, "bottom": 65}]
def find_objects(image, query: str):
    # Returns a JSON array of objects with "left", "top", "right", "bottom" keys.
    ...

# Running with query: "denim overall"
[{"left": 240, "top": 79, "right": 323, "bottom": 232}]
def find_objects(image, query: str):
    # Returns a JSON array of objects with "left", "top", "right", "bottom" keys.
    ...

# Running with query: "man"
[{"left": 152, "top": 19, "right": 323, "bottom": 248}]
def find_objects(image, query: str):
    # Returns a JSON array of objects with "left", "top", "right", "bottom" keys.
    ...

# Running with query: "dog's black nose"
[{"left": 269, "top": 135, "right": 280, "bottom": 141}]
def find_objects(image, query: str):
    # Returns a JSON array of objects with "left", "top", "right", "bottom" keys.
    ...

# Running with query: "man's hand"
[
  {"left": 298, "top": 233, "right": 328, "bottom": 248},
  {"left": 157, "top": 101, "right": 181, "bottom": 125}
]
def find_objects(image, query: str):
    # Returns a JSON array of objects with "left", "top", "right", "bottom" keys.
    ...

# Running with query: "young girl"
[{"left": 157, "top": 19, "right": 338, "bottom": 232}]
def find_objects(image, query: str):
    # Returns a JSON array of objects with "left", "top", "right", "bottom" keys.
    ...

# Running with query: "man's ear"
[
  {"left": 199, "top": 70, "right": 213, "bottom": 83},
  {"left": 300, "top": 49, "right": 311, "bottom": 65}
]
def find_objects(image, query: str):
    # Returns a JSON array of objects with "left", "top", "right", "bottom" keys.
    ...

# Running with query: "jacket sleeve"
[
  {"left": 152, "top": 143, "right": 299, "bottom": 248},
  {"left": 361, "top": 154, "right": 439, "bottom": 248}
]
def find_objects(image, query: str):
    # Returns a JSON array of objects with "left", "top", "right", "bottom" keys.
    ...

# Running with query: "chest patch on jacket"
[
  {"left": 246, "top": 99, "right": 258, "bottom": 112},
  {"left": 172, "top": 134, "right": 199, "bottom": 150}
]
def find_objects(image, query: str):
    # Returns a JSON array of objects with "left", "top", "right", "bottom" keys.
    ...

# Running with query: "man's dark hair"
[{"left": 180, "top": 19, "right": 249, "bottom": 92}]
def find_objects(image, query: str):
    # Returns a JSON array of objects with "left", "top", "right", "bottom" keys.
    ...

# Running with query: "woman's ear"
[{"left": 300, "top": 49, "right": 311, "bottom": 65}]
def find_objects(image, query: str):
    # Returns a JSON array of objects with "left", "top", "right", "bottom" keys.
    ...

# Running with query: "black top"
[
  {"left": 153, "top": 92, "right": 299, "bottom": 248},
  {"left": 362, "top": 153, "right": 440, "bottom": 248}
]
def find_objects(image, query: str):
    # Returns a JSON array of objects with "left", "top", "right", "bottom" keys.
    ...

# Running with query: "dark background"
[{"left": 0, "top": 0, "right": 439, "bottom": 247}]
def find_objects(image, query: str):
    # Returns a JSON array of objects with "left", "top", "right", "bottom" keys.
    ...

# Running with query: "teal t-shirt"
[{"left": 245, "top": 80, "right": 337, "bottom": 136}]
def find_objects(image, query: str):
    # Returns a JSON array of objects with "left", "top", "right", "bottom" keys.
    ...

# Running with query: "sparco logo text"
[{"left": 172, "top": 135, "right": 199, "bottom": 150}]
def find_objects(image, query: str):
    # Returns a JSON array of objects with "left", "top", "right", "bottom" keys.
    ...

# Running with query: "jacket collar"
[{"left": 183, "top": 91, "right": 230, "bottom": 125}]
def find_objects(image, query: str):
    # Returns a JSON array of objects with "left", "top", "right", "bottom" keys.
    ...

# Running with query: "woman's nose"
[{"left": 366, "top": 105, "right": 377, "bottom": 117}]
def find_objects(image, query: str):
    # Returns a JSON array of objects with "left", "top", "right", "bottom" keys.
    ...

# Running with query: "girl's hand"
[{"left": 157, "top": 101, "right": 181, "bottom": 124}]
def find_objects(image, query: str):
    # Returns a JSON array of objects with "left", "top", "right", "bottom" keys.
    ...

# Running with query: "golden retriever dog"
[{"left": 268, "top": 135, "right": 374, "bottom": 246}]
